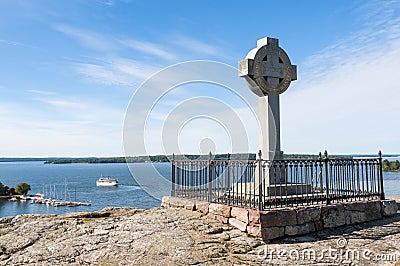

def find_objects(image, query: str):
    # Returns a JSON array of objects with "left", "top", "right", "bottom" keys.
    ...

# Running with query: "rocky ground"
[{"left": 0, "top": 204, "right": 399, "bottom": 265}]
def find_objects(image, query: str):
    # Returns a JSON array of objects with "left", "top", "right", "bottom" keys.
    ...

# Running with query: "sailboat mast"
[{"left": 64, "top": 177, "right": 67, "bottom": 201}]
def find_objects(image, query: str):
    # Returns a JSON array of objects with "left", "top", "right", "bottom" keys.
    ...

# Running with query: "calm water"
[
  {"left": 0, "top": 161, "right": 171, "bottom": 217},
  {"left": 0, "top": 161, "right": 399, "bottom": 217}
]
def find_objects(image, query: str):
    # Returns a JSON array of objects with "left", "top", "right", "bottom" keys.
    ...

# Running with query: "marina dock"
[
  {"left": 29, "top": 196, "right": 91, "bottom": 207},
  {"left": 6, "top": 195, "right": 92, "bottom": 207}
]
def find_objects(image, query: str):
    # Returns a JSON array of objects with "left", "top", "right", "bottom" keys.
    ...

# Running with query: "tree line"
[
  {"left": 0, "top": 182, "right": 31, "bottom": 196},
  {"left": 44, "top": 153, "right": 353, "bottom": 164}
]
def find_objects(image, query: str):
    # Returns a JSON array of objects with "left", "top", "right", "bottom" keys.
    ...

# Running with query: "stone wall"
[{"left": 161, "top": 196, "right": 398, "bottom": 242}]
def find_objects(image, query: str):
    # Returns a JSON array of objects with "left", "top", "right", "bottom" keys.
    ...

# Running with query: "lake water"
[
  {"left": 0, "top": 161, "right": 171, "bottom": 217},
  {"left": 0, "top": 161, "right": 399, "bottom": 218}
]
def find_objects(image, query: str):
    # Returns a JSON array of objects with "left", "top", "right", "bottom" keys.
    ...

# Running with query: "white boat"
[
  {"left": 35, "top": 193, "right": 45, "bottom": 199},
  {"left": 96, "top": 177, "right": 118, "bottom": 187},
  {"left": 20, "top": 195, "right": 27, "bottom": 201}
]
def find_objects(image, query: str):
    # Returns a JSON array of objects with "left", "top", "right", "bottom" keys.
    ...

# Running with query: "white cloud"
[
  {"left": 27, "top": 89, "right": 56, "bottom": 95},
  {"left": 0, "top": 96, "right": 125, "bottom": 156},
  {"left": 120, "top": 39, "right": 177, "bottom": 60},
  {"left": 0, "top": 39, "right": 38, "bottom": 50},
  {"left": 34, "top": 98, "right": 84, "bottom": 108},
  {"left": 0, "top": 39, "right": 25, "bottom": 46},
  {"left": 53, "top": 24, "right": 230, "bottom": 90},
  {"left": 104, "top": 0, "right": 114, "bottom": 6},
  {"left": 282, "top": 0, "right": 400, "bottom": 154},
  {"left": 75, "top": 57, "right": 161, "bottom": 86},
  {"left": 172, "top": 36, "right": 220, "bottom": 56},
  {"left": 53, "top": 24, "right": 117, "bottom": 51},
  {"left": 300, "top": 1, "right": 400, "bottom": 86},
  {"left": 53, "top": 24, "right": 224, "bottom": 61}
]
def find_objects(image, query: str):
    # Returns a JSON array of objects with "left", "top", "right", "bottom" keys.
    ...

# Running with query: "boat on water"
[
  {"left": 96, "top": 177, "right": 118, "bottom": 187},
  {"left": 35, "top": 193, "right": 45, "bottom": 199},
  {"left": 20, "top": 195, "right": 27, "bottom": 201}
]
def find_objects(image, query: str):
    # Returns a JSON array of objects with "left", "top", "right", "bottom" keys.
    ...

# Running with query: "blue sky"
[{"left": 1, "top": 0, "right": 400, "bottom": 157}]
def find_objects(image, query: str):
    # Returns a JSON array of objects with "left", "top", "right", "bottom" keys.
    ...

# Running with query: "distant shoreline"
[{"left": 1, "top": 154, "right": 399, "bottom": 164}]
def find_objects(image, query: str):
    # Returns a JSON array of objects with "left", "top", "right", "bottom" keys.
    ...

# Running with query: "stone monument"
[
  {"left": 239, "top": 37, "right": 297, "bottom": 161},
  {"left": 239, "top": 36, "right": 297, "bottom": 186}
]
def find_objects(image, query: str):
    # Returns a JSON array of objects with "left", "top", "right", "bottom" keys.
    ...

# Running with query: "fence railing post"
[
  {"left": 318, "top": 152, "right": 323, "bottom": 194},
  {"left": 324, "top": 150, "right": 331, "bottom": 205},
  {"left": 227, "top": 153, "right": 231, "bottom": 205},
  {"left": 171, "top": 153, "right": 176, "bottom": 197},
  {"left": 208, "top": 152, "right": 213, "bottom": 202},
  {"left": 258, "top": 150, "right": 263, "bottom": 210},
  {"left": 378, "top": 150, "right": 385, "bottom": 200}
]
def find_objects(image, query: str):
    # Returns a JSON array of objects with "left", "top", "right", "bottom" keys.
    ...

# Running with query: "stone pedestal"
[{"left": 162, "top": 196, "right": 399, "bottom": 242}]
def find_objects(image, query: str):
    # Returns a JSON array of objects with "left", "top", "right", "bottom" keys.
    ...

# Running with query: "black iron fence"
[{"left": 171, "top": 151, "right": 385, "bottom": 210}]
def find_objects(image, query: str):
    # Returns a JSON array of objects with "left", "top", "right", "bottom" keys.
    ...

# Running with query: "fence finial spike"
[
  {"left": 172, "top": 153, "right": 175, "bottom": 161},
  {"left": 209, "top": 151, "right": 212, "bottom": 160},
  {"left": 324, "top": 150, "right": 328, "bottom": 159},
  {"left": 378, "top": 150, "right": 382, "bottom": 158},
  {"left": 258, "top": 150, "right": 262, "bottom": 160},
  {"left": 319, "top": 152, "right": 322, "bottom": 160},
  {"left": 227, "top": 153, "right": 231, "bottom": 160}
]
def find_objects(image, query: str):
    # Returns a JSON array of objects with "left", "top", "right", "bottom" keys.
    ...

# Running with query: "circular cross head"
[{"left": 238, "top": 37, "right": 297, "bottom": 96}]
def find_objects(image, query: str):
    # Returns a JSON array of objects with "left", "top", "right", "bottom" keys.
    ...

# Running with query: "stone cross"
[{"left": 239, "top": 37, "right": 297, "bottom": 162}]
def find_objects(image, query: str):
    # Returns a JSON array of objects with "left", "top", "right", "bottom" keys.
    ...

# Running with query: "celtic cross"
[
  {"left": 239, "top": 37, "right": 297, "bottom": 96},
  {"left": 239, "top": 37, "right": 297, "bottom": 185}
]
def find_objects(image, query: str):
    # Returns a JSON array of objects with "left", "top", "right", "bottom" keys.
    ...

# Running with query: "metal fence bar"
[
  {"left": 171, "top": 154, "right": 176, "bottom": 197},
  {"left": 257, "top": 150, "right": 263, "bottom": 210},
  {"left": 378, "top": 150, "right": 385, "bottom": 200},
  {"left": 208, "top": 153, "right": 212, "bottom": 202}
]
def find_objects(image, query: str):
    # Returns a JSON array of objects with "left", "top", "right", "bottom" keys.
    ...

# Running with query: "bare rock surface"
[{"left": 0, "top": 207, "right": 399, "bottom": 265}]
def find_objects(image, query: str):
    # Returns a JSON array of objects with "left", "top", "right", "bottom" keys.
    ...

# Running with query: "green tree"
[
  {"left": 0, "top": 182, "right": 5, "bottom": 195},
  {"left": 394, "top": 160, "right": 400, "bottom": 170},
  {"left": 15, "top": 183, "right": 31, "bottom": 196},
  {"left": 382, "top": 159, "right": 390, "bottom": 171}
]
